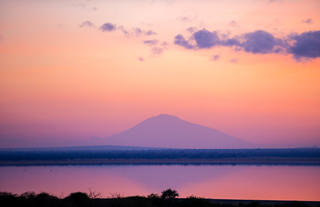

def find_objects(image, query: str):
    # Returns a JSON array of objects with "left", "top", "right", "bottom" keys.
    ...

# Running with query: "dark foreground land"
[
  {"left": 0, "top": 147, "right": 320, "bottom": 165},
  {"left": 1, "top": 192, "right": 319, "bottom": 207}
]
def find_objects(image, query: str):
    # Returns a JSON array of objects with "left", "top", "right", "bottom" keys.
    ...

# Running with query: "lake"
[{"left": 0, "top": 165, "right": 319, "bottom": 201}]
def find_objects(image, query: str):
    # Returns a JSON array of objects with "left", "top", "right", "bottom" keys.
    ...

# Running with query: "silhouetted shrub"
[
  {"left": 65, "top": 192, "right": 91, "bottom": 207},
  {"left": 161, "top": 189, "right": 179, "bottom": 199},
  {"left": 0, "top": 192, "right": 17, "bottom": 198},
  {"left": 148, "top": 193, "right": 160, "bottom": 199},
  {"left": 21, "top": 191, "right": 36, "bottom": 199},
  {"left": 65, "top": 192, "right": 89, "bottom": 201},
  {"left": 34, "top": 192, "right": 59, "bottom": 207},
  {"left": 35, "top": 192, "right": 57, "bottom": 200}
]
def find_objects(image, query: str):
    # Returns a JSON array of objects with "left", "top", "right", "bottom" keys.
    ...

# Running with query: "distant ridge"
[
  {"left": 0, "top": 145, "right": 166, "bottom": 152},
  {"left": 104, "top": 114, "right": 250, "bottom": 149}
]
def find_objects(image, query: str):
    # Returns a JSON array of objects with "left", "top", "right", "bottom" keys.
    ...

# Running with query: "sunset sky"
[{"left": 0, "top": 0, "right": 320, "bottom": 148}]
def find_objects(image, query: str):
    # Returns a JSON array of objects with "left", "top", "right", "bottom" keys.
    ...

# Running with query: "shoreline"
[
  {"left": 206, "top": 199, "right": 320, "bottom": 206},
  {"left": 1, "top": 158, "right": 320, "bottom": 166}
]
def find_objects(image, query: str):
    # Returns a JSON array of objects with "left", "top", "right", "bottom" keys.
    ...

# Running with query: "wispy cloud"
[
  {"left": 174, "top": 34, "right": 194, "bottom": 49},
  {"left": 97, "top": 21, "right": 157, "bottom": 37},
  {"left": 143, "top": 39, "right": 168, "bottom": 56},
  {"left": 138, "top": 57, "right": 145, "bottom": 62},
  {"left": 186, "top": 27, "right": 196, "bottom": 33},
  {"left": 143, "top": 39, "right": 159, "bottom": 46},
  {"left": 229, "top": 58, "right": 238, "bottom": 63},
  {"left": 134, "top": 28, "right": 157, "bottom": 36},
  {"left": 229, "top": 20, "right": 238, "bottom": 27},
  {"left": 177, "top": 15, "right": 197, "bottom": 23},
  {"left": 80, "top": 21, "right": 95, "bottom": 28},
  {"left": 72, "top": 2, "right": 97, "bottom": 12},
  {"left": 212, "top": 55, "right": 220, "bottom": 61},
  {"left": 302, "top": 18, "right": 313, "bottom": 24},
  {"left": 151, "top": 47, "right": 164, "bottom": 55}
]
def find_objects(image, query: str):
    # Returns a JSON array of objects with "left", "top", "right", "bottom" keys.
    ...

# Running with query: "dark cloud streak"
[
  {"left": 242, "top": 30, "right": 281, "bottom": 54},
  {"left": 100, "top": 23, "right": 116, "bottom": 31},
  {"left": 143, "top": 39, "right": 159, "bottom": 45},
  {"left": 193, "top": 29, "right": 220, "bottom": 48},
  {"left": 174, "top": 27, "right": 320, "bottom": 61},
  {"left": 135, "top": 28, "right": 157, "bottom": 36},
  {"left": 97, "top": 22, "right": 156, "bottom": 37},
  {"left": 290, "top": 31, "right": 320, "bottom": 59},
  {"left": 174, "top": 34, "right": 194, "bottom": 49}
]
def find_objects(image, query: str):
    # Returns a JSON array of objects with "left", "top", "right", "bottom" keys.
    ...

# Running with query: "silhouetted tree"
[{"left": 161, "top": 189, "right": 179, "bottom": 199}]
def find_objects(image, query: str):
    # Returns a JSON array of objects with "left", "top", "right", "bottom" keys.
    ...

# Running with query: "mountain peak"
[
  {"left": 105, "top": 114, "right": 250, "bottom": 149},
  {"left": 156, "top": 113, "right": 178, "bottom": 118},
  {"left": 148, "top": 114, "right": 181, "bottom": 121}
]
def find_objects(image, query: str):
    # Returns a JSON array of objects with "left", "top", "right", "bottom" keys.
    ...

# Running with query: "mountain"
[{"left": 104, "top": 114, "right": 249, "bottom": 149}]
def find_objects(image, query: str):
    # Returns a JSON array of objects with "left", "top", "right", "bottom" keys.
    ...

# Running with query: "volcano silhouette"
[{"left": 105, "top": 114, "right": 249, "bottom": 149}]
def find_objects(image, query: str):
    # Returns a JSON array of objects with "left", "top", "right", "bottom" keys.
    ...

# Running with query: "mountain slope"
[{"left": 104, "top": 114, "right": 249, "bottom": 149}]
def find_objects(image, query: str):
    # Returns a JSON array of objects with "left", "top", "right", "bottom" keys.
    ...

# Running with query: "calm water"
[{"left": 0, "top": 165, "right": 319, "bottom": 201}]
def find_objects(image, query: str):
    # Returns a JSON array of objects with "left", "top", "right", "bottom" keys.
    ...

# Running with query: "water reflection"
[{"left": 0, "top": 165, "right": 319, "bottom": 201}]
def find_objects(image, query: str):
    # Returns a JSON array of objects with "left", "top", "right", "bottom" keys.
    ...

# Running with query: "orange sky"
[{"left": 0, "top": 0, "right": 320, "bottom": 147}]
